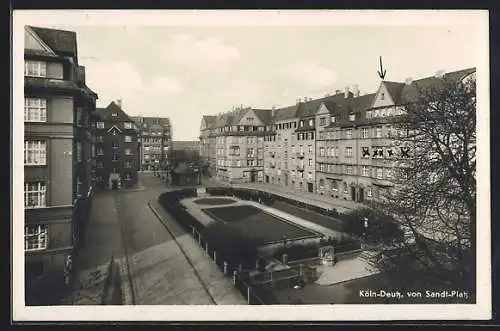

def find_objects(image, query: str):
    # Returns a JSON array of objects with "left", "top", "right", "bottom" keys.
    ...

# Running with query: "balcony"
[{"left": 296, "top": 152, "right": 305, "bottom": 159}]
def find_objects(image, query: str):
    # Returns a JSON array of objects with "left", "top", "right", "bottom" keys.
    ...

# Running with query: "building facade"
[
  {"left": 92, "top": 101, "right": 139, "bottom": 189},
  {"left": 212, "top": 107, "right": 271, "bottom": 183},
  {"left": 132, "top": 116, "right": 172, "bottom": 171},
  {"left": 24, "top": 26, "right": 98, "bottom": 296},
  {"left": 199, "top": 115, "right": 217, "bottom": 176},
  {"left": 200, "top": 68, "right": 476, "bottom": 201}
]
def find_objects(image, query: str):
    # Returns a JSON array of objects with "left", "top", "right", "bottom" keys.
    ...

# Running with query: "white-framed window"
[
  {"left": 309, "top": 119, "right": 314, "bottom": 126},
  {"left": 362, "top": 165, "right": 370, "bottom": 177},
  {"left": 95, "top": 135, "right": 103, "bottom": 142},
  {"left": 24, "top": 140, "right": 46, "bottom": 165},
  {"left": 345, "top": 166, "right": 353, "bottom": 175},
  {"left": 124, "top": 135, "right": 132, "bottom": 143},
  {"left": 376, "top": 126, "right": 383, "bottom": 138},
  {"left": 125, "top": 161, "right": 132, "bottom": 168},
  {"left": 345, "top": 146, "right": 353, "bottom": 158},
  {"left": 124, "top": 122, "right": 133, "bottom": 129},
  {"left": 237, "top": 160, "right": 241, "bottom": 167},
  {"left": 76, "top": 141, "right": 82, "bottom": 162},
  {"left": 376, "top": 168, "right": 383, "bottom": 179},
  {"left": 346, "top": 129, "right": 353, "bottom": 139},
  {"left": 24, "top": 60, "right": 47, "bottom": 77},
  {"left": 96, "top": 147, "right": 104, "bottom": 155},
  {"left": 112, "top": 112, "right": 118, "bottom": 117},
  {"left": 25, "top": 224, "right": 48, "bottom": 251},
  {"left": 24, "top": 98, "right": 47, "bottom": 122},
  {"left": 319, "top": 147, "right": 325, "bottom": 157},
  {"left": 112, "top": 153, "right": 119, "bottom": 161},
  {"left": 362, "top": 127, "right": 369, "bottom": 138},
  {"left": 319, "top": 117, "right": 326, "bottom": 126},
  {"left": 330, "top": 116, "right": 336, "bottom": 123},
  {"left": 308, "top": 145, "right": 313, "bottom": 154},
  {"left": 97, "top": 122, "right": 105, "bottom": 129},
  {"left": 24, "top": 181, "right": 46, "bottom": 208},
  {"left": 331, "top": 180, "right": 338, "bottom": 191},
  {"left": 308, "top": 159, "right": 313, "bottom": 166}
]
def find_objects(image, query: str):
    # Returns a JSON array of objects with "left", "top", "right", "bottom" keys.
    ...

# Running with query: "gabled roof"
[
  {"left": 93, "top": 101, "right": 134, "bottom": 123},
  {"left": 107, "top": 124, "right": 122, "bottom": 133},
  {"left": 380, "top": 67, "right": 476, "bottom": 106},
  {"left": 202, "top": 115, "right": 217, "bottom": 129},
  {"left": 29, "top": 26, "right": 78, "bottom": 59},
  {"left": 296, "top": 92, "right": 352, "bottom": 118},
  {"left": 325, "top": 93, "right": 376, "bottom": 128},
  {"left": 229, "top": 108, "right": 251, "bottom": 126}
]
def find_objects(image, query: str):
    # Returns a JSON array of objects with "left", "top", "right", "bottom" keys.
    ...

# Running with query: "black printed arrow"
[{"left": 377, "top": 56, "right": 387, "bottom": 80}]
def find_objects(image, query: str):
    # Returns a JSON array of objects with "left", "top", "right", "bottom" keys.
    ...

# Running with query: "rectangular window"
[
  {"left": 25, "top": 224, "right": 48, "bottom": 251},
  {"left": 376, "top": 168, "right": 383, "bottom": 179},
  {"left": 346, "top": 129, "right": 353, "bottom": 139},
  {"left": 24, "top": 98, "right": 47, "bottom": 122},
  {"left": 330, "top": 116, "right": 336, "bottom": 123},
  {"left": 362, "top": 127, "right": 369, "bottom": 138},
  {"left": 112, "top": 153, "right": 119, "bottom": 161},
  {"left": 24, "top": 140, "right": 46, "bottom": 165},
  {"left": 376, "top": 126, "right": 383, "bottom": 138},
  {"left": 125, "top": 149, "right": 132, "bottom": 155},
  {"left": 112, "top": 141, "right": 119, "bottom": 149},
  {"left": 125, "top": 135, "right": 132, "bottom": 143},
  {"left": 349, "top": 114, "right": 355, "bottom": 121},
  {"left": 125, "top": 161, "right": 132, "bottom": 168},
  {"left": 345, "top": 146, "right": 353, "bottom": 158},
  {"left": 76, "top": 141, "right": 82, "bottom": 162},
  {"left": 97, "top": 122, "right": 105, "bottom": 129},
  {"left": 308, "top": 145, "right": 313, "bottom": 154},
  {"left": 319, "top": 147, "right": 325, "bottom": 157},
  {"left": 97, "top": 161, "right": 103, "bottom": 168},
  {"left": 319, "top": 117, "right": 326, "bottom": 126},
  {"left": 345, "top": 166, "right": 353, "bottom": 175},
  {"left": 24, "top": 181, "right": 46, "bottom": 208},
  {"left": 96, "top": 135, "right": 104, "bottom": 143},
  {"left": 308, "top": 159, "right": 313, "bottom": 166},
  {"left": 96, "top": 147, "right": 104, "bottom": 155},
  {"left": 24, "top": 60, "right": 47, "bottom": 77},
  {"left": 124, "top": 122, "right": 133, "bottom": 129},
  {"left": 362, "top": 165, "right": 369, "bottom": 177}
]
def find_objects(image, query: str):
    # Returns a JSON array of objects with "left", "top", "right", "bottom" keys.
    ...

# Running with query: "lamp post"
[{"left": 362, "top": 217, "right": 369, "bottom": 248}]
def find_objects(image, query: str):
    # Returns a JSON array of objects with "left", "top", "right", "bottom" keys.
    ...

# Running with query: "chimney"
[
  {"left": 335, "top": 89, "right": 341, "bottom": 95},
  {"left": 116, "top": 99, "right": 122, "bottom": 108},
  {"left": 344, "top": 87, "right": 350, "bottom": 99},
  {"left": 352, "top": 84, "right": 360, "bottom": 97},
  {"left": 271, "top": 105, "right": 276, "bottom": 117},
  {"left": 297, "top": 98, "right": 301, "bottom": 104},
  {"left": 405, "top": 78, "right": 413, "bottom": 85}
]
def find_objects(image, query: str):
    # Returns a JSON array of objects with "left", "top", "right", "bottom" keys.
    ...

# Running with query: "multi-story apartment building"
[
  {"left": 131, "top": 116, "right": 172, "bottom": 171},
  {"left": 24, "top": 26, "right": 98, "bottom": 293},
  {"left": 199, "top": 115, "right": 217, "bottom": 175},
  {"left": 316, "top": 68, "right": 476, "bottom": 202},
  {"left": 200, "top": 68, "right": 475, "bottom": 202},
  {"left": 92, "top": 101, "right": 139, "bottom": 189},
  {"left": 212, "top": 107, "right": 271, "bottom": 183}
]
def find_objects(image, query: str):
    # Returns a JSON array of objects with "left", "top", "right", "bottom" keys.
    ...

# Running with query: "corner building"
[{"left": 23, "top": 26, "right": 98, "bottom": 294}]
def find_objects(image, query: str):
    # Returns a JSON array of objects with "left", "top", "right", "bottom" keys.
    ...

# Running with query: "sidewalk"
[
  {"left": 149, "top": 200, "right": 248, "bottom": 305},
  {"left": 202, "top": 177, "right": 360, "bottom": 213},
  {"left": 66, "top": 192, "right": 124, "bottom": 304}
]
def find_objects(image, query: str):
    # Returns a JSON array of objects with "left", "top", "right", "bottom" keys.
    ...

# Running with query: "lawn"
[{"left": 201, "top": 205, "right": 320, "bottom": 244}]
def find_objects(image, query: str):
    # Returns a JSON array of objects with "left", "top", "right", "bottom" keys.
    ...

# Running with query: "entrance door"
[
  {"left": 359, "top": 188, "right": 364, "bottom": 202},
  {"left": 307, "top": 182, "right": 313, "bottom": 193},
  {"left": 112, "top": 180, "right": 118, "bottom": 190},
  {"left": 351, "top": 187, "right": 356, "bottom": 201},
  {"left": 250, "top": 171, "right": 256, "bottom": 183},
  {"left": 265, "top": 175, "right": 269, "bottom": 183}
]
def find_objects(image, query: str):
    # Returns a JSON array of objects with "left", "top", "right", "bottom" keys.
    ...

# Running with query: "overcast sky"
[{"left": 17, "top": 11, "right": 486, "bottom": 141}]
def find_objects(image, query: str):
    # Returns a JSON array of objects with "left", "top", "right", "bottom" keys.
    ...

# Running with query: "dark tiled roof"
[
  {"left": 386, "top": 67, "right": 476, "bottom": 105},
  {"left": 253, "top": 109, "right": 273, "bottom": 125},
  {"left": 383, "top": 81, "right": 406, "bottom": 105},
  {"left": 273, "top": 105, "right": 299, "bottom": 122},
  {"left": 202, "top": 115, "right": 217, "bottom": 129},
  {"left": 93, "top": 102, "right": 134, "bottom": 123},
  {"left": 29, "top": 26, "right": 78, "bottom": 58},
  {"left": 229, "top": 108, "right": 251, "bottom": 126},
  {"left": 324, "top": 93, "right": 376, "bottom": 128}
]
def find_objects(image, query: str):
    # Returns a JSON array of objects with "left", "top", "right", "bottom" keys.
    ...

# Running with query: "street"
[{"left": 72, "top": 172, "right": 246, "bottom": 305}]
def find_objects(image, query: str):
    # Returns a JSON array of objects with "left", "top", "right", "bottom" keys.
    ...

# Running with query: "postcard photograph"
[{"left": 11, "top": 9, "right": 491, "bottom": 321}]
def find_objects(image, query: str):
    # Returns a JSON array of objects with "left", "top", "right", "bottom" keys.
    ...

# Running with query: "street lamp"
[{"left": 362, "top": 217, "right": 369, "bottom": 247}]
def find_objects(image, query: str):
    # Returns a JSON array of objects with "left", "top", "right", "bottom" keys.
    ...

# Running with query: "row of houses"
[
  {"left": 199, "top": 67, "right": 476, "bottom": 203},
  {"left": 23, "top": 25, "right": 173, "bottom": 302}
]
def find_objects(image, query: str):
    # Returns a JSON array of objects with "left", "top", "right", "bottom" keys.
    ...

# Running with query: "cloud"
[
  {"left": 83, "top": 59, "right": 184, "bottom": 113},
  {"left": 286, "top": 63, "right": 338, "bottom": 92},
  {"left": 163, "top": 34, "right": 241, "bottom": 72}
]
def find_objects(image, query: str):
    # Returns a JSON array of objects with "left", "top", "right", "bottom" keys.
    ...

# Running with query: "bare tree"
[{"left": 366, "top": 72, "right": 476, "bottom": 291}]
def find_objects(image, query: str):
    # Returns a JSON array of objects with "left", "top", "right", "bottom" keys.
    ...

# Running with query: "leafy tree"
[{"left": 367, "top": 71, "right": 476, "bottom": 291}]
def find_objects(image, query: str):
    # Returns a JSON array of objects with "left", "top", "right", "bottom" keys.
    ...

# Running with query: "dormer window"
[
  {"left": 349, "top": 113, "right": 355, "bottom": 121},
  {"left": 112, "top": 113, "right": 118, "bottom": 117},
  {"left": 381, "top": 92, "right": 385, "bottom": 100},
  {"left": 308, "top": 119, "right": 314, "bottom": 126},
  {"left": 124, "top": 122, "right": 133, "bottom": 129},
  {"left": 299, "top": 120, "right": 304, "bottom": 128},
  {"left": 331, "top": 116, "right": 336, "bottom": 123}
]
